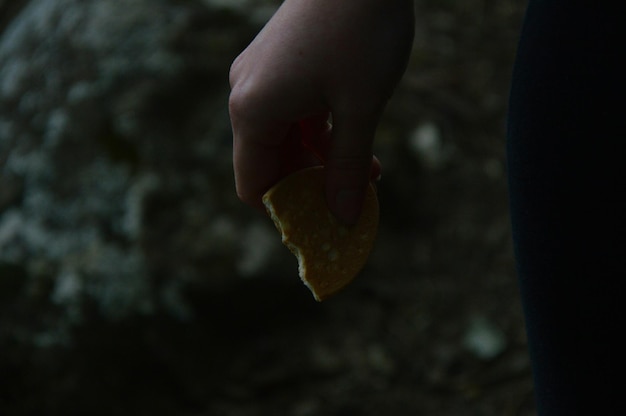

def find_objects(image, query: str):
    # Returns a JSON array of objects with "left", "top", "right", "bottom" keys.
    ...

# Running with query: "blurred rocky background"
[{"left": 0, "top": 0, "right": 533, "bottom": 415}]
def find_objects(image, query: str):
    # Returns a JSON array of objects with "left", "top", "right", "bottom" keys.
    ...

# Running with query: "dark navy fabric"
[{"left": 507, "top": 1, "right": 626, "bottom": 414}]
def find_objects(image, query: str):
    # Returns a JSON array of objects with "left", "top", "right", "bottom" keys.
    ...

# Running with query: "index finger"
[
  {"left": 232, "top": 117, "right": 334, "bottom": 209},
  {"left": 231, "top": 118, "right": 287, "bottom": 210}
]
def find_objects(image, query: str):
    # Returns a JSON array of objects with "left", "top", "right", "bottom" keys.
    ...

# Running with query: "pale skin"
[{"left": 229, "top": 0, "right": 415, "bottom": 224}]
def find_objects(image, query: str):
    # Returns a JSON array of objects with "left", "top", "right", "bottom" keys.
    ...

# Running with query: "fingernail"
[{"left": 335, "top": 189, "right": 364, "bottom": 225}]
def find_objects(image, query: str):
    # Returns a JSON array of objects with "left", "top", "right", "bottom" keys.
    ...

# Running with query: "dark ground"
[{"left": 1, "top": 0, "right": 534, "bottom": 415}]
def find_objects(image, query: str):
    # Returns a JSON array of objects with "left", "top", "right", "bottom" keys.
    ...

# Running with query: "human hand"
[{"left": 229, "top": 0, "right": 414, "bottom": 224}]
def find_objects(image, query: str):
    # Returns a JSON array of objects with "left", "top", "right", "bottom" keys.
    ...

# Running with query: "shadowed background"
[{"left": 0, "top": 0, "right": 532, "bottom": 414}]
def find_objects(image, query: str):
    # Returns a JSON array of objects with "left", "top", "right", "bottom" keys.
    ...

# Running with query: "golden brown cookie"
[{"left": 262, "top": 166, "right": 379, "bottom": 301}]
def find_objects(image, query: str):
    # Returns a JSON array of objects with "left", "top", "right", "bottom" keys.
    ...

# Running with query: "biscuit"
[{"left": 262, "top": 166, "right": 379, "bottom": 301}]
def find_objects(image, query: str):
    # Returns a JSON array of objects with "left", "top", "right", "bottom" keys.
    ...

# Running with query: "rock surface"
[{"left": 0, "top": 0, "right": 284, "bottom": 333}]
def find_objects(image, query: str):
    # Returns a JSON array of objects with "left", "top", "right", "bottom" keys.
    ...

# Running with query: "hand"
[{"left": 229, "top": 0, "right": 414, "bottom": 224}]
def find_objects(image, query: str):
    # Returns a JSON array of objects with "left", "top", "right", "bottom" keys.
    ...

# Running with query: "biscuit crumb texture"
[{"left": 262, "top": 167, "right": 379, "bottom": 301}]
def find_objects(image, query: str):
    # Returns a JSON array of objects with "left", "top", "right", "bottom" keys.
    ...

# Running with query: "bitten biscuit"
[{"left": 262, "top": 166, "right": 379, "bottom": 301}]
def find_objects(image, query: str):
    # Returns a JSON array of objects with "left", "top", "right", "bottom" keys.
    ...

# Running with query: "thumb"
[{"left": 325, "top": 113, "right": 379, "bottom": 225}]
